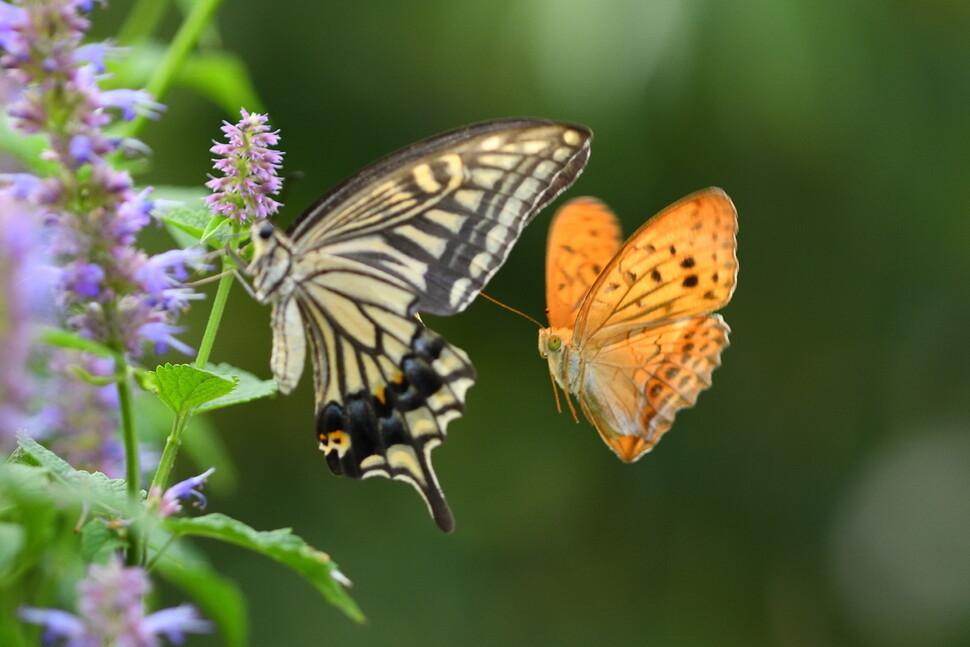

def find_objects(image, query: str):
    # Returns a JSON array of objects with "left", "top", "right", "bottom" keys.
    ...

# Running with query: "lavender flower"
[
  {"left": 20, "top": 553, "right": 212, "bottom": 646},
  {"left": 0, "top": 0, "right": 206, "bottom": 478},
  {"left": 205, "top": 109, "right": 284, "bottom": 223},
  {"left": 1, "top": 0, "right": 201, "bottom": 361},
  {"left": 149, "top": 467, "right": 216, "bottom": 518}
]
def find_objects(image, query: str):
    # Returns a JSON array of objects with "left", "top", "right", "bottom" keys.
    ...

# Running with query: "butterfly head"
[
  {"left": 537, "top": 328, "right": 563, "bottom": 359},
  {"left": 538, "top": 326, "right": 579, "bottom": 388},
  {"left": 248, "top": 222, "right": 295, "bottom": 302}
]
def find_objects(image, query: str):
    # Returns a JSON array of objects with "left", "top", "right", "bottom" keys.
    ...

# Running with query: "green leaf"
[
  {"left": 0, "top": 522, "right": 25, "bottom": 574},
  {"left": 200, "top": 213, "right": 235, "bottom": 245},
  {"left": 163, "top": 513, "right": 363, "bottom": 622},
  {"left": 155, "top": 543, "right": 249, "bottom": 647},
  {"left": 151, "top": 187, "right": 244, "bottom": 249},
  {"left": 15, "top": 434, "right": 86, "bottom": 480},
  {"left": 152, "top": 364, "right": 237, "bottom": 415},
  {"left": 195, "top": 363, "right": 277, "bottom": 413},
  {"left": 162, "top": 206, "right": 208, "bottom": 241},
  {"left": 39, "top": 328, "right": 113, "bottom": 357},
  {"left": 14, "top": 434, "right": 129, "bottom": 512},
  {"left": 11, "top": 434, "right": 130, "bottom": 516},
  {"left": 80, "top": 520, "right": 128, "bottom": 562}
]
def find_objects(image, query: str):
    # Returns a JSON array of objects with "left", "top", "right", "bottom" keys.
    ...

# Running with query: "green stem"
[
  {"left": 196, "top": 253, "right": 235, "bottom": 369},
  {"left": 122, "top": 0, "right": 225, "bottom": 138},
  {"left": 114, "top": 351, "right": 142, "bottom": 565},
  {"left": 149, "top": 252, "right": 235, "bottom": 494},
  {"left": 151, "top": 411, "right": 188, "bottom": 495}
]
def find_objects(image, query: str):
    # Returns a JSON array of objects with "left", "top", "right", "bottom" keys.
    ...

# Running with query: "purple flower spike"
[
  {"left": 205, "top": 108, "right": 284, "bottom": 223},
  {"left": 2, "top": 0, "right": 200, "bottom": 362}
]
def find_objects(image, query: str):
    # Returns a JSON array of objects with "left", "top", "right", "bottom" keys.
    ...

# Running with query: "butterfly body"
[
  {"left": 248, "top": 119, "right": 591, "bottom": 531},
  {"left": 539, "top": 190, "right": 737, "bottom": 462}
]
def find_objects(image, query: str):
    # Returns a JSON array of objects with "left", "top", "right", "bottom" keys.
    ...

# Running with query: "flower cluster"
[
  {"left": 205, "top": 108, "right": 283, "bottom": 223},
  {"left": 20, "top": 554, "right": 211, "bottom": 646},
  {"left": 0, "top": 0, "right": 200, "bottom": 359}
]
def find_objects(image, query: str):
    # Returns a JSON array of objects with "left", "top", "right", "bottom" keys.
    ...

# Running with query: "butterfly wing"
[
  {"left": 545, "top": 197, "right": 623, "bottom": 328},
  {"left": 295, "top": 260, "right": 474, "bottom": 532},
  {"left": 576, "top": 315, "right": 730, "bottom": 461},
  {"left": 260, "top": 120, "right": 591, "bottom": 530},
  {"left": 569, "top": 189, "right": 738, "bottom": 461},
  {"left": 292, "top": 119, "right": 592, "bottom": 316}
]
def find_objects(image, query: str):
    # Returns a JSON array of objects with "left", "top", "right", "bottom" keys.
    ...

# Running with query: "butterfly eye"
[
  {"left": 257, "top": 223, "right": 274, "bottom": 240},
  {"left": 547, "top": 335, "right": 563, "bottom": 352}
]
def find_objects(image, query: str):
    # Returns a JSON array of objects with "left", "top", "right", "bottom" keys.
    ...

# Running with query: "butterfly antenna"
[{"left": 479, "top": 292, "right": 542, "bottom": 328}]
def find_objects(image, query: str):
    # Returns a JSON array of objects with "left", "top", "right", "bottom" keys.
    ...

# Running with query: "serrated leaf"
[
  {"left": 196, "top": 363, "right": 277, "bottom": 413},
  {"left": 163, "top": 513, "right": 363, "bottom": 622},
  {"left": 15, "top": 433, "right": 84, "bottom": 479},
  {"left": 39, "top": 327, "right": 113, "bottom": 357},
  {"left": 155, "top": 544, "right": 249, "bottom": 647},
  {"left": 152, "top": 364, "right": 237, "bottom": 414},
  {"left": 13, "top": 434, "right": 130, "bottom": 512}
]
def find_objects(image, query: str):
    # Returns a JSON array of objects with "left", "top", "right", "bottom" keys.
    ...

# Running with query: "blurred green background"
[{"left": 124, "top": 0, "right": 970, "bottom": 645}]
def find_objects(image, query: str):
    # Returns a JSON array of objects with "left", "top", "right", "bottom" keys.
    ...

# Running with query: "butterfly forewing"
[
  {"left": 292, "top": 120, "right": 592, "bottom": 316},
  {"left": 253, "top": 119, "right": 591, "bottom": 531},
  {"left": 574, "top": 188, "right": 737, "bottom": 342},
  {"left": 545, "top": 197, "right": 623, "bottom": 328}
]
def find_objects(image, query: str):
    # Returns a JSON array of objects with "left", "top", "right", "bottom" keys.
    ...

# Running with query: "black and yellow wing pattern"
[{"left": 248, "top": 119, "right": 591, "bottom": 531}]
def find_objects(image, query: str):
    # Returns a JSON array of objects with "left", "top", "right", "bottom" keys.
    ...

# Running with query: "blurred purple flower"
[
  {"left": 149, "top": 467, "right": 216, "bottom": 518},
  {"left": 205, "top": 108, "right": 284, "bottom": 223},
  {"left": 0, "top": 187, "right": 52, "bottom": 451},
  {"left": 1, "top": 0, "right": 202, "bottom": 361},
  {"left": 20, "top": 553, "right": 212, "bottom": 646}
]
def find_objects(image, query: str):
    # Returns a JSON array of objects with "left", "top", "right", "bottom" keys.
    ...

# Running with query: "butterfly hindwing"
[
  {"left": 578, "top": 315, "right": 730, "bottom": 461},
  {"left": 250, "top": 120, "right": 592, "bottom": 531}
]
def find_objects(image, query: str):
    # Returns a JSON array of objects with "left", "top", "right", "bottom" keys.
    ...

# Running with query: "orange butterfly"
[{"left": 538, "top": 188, "right": 738, "bottom": 461}]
